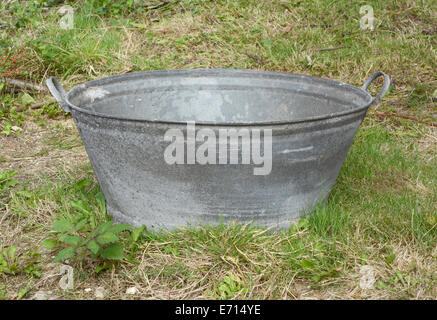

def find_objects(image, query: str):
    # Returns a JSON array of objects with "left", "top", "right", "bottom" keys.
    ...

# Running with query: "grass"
[{"left": 0, "top": 0, "right": 436, "bottom": 299}]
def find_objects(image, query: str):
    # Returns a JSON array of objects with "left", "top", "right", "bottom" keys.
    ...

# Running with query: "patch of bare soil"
[{"left": 0, "top": 118, "right": 89, "bottom": 181}]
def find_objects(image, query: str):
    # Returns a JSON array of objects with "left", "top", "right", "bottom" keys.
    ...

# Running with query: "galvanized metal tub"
[{"left": 47, "top": 69, "right": 390, "bottom": 230}]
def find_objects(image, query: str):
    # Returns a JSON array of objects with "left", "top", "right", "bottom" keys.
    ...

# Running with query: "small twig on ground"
[
  {"left": 30, "top": 102, "right": 48, "bottom": 109},
  {"left": 368, "top": 112, "right": 437, "bottom": 127},
  {"left": 14, "top": 100, "right": 54, "bottom": 112},
  {"left": 1, "top": 77, "right": 48, "bottom": 92},
  {"left": 14, "top": 105, "right": 26, "bottom": 112}
]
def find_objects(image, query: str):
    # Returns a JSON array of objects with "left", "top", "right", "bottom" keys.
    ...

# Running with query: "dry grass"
[
  {"left": 0, "top": 0, "right": 436, "bottom": 300},
  {"left": 0, "top": 119, "right": 87, "bottom": 180}
]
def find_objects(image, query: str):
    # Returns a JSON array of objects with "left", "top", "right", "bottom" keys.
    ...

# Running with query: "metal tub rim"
[{"left": 46, "top": 68, "right": 390, "bottom": 126}]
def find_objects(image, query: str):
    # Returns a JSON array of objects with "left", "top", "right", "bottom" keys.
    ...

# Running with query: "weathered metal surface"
[{"left": 46, "top": 69, "right": 390, "bottom": 230}]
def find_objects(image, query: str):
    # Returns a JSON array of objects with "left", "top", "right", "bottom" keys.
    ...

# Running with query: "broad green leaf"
[
  {"left": 20, "top": 93, "right": 35, "bottom": 106},
  {"left": 70, "top": 200, "right": 91, "bottom": 215},
  {"left": 101, "top": 243, "right": 124, "bottom": 260},
  {"left": 96, "top": 232, "right": 119, "bottom": 245},
  {"left": 40, "top": 238, "right": 58, "bottom": 249},
  {"left": 95, "top": 221, "right": 113, "bottom": 234},
  {"left": 0, "top": 253, "right": 6, "bottom": 265},
  {"left": 32, "top": 270, "right": 41, "bottom": 277},
  {"left": 300, "top": 259, "right": 315, "bottom": 269},
  {"left": 218, "top": 284, "right": 231, "bottom": 296},
  {"left": 7, "top": 246, "right": 17, "bottom": 262},
  {"left": 72, "top": 178, "right": 92, "bottom": 191},
  {"left": 63, "top": 236, "right": 81, "bottom": 246},
  {"left": 75, "top": 219, "right": 88, "bottom": 231},
  {"left": 95, "top": 262, "right": 111, "bottom": 274},
  {"left": 311, "top": 275, "right": 321, "bottom": 282},
  {"left": 53, "top": 219, "right": 75, "bottom": 233},
  {"left": 95, "top": 192, "right": 106, "bottom": 206},
  {"left": 53, "top": 247, "right": 75, "bottom": 262},
  {"left": 131, "top": 225, "right": 146, "bottom": 242},
  {"left": 57, "top": 233, "right": 68, "bottom": 242},
  {"left": 1, "top": 120, "right": 12, "bottom": 136},
  {"left": 87, "top": 240, "right": 100, "bottom": 255},
  {"left": 108, "top": 224, "right": 131, "bottom": 234}
]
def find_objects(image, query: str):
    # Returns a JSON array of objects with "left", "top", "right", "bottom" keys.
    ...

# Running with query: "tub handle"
[
  {"left": 46, "top": 77, "right": 70, "bottom": 113},
  {"left": 362, "top": 71, "right": 390, "bottom": 106}
]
